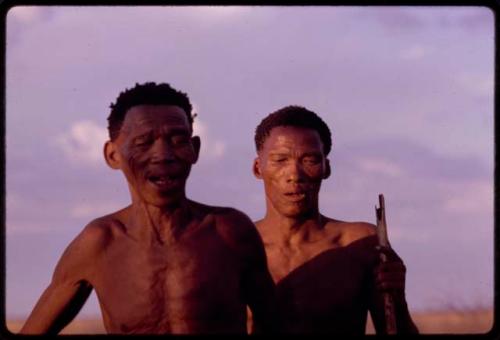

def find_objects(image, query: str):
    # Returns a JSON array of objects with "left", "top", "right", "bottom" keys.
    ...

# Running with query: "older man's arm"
[
  {"left": 217, "top": 209, "right": 277, "bottom": 334},
  {"left": 20, "top": 222, "right": 107, "bottom": 334}
]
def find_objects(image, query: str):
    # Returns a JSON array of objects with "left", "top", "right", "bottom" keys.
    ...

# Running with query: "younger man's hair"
[
  {"left": 107, "top": 82, "right": 194, "bottom": 140},
  {"left": 254, "top": 105, "right": 332, "bottom": 155}
]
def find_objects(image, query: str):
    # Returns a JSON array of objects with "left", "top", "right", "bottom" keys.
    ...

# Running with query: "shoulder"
[
  {"left": 323, "top": 218, "right": 377, "bottom": 246},
  {"left": 189, "top": 200, "right": 256, "bottom": 232},
  {"left": 212, "top": 206, "right": 258, "bottom": 239},
  {"left": 196, "top": 204, "right": 264, "bottom": 255},
  {"left": 215, "top": 207, "right": 254, "bottom": 227},
  {"left": 76, "top": 214, "right": 124, "bottom": 250},
  {"left": 52, "top": 214, "right": 123, "bottom": 282}
]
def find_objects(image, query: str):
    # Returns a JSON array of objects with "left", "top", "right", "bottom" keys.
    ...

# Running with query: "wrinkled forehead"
[
  {"left": 121, "top": 105, "right": 191, "bottom": 135},
  {"left": 262, "top": 126, "right": 324, "bottom": 153}
]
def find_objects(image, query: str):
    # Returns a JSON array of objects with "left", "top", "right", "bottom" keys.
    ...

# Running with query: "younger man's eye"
[{"left": 303, "top": 156, "right": 320, "bottom": 164}]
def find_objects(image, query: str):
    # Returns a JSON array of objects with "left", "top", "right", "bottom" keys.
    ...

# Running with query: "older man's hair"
[
  {"left": 254, "top": 105, "right": 332, "bottom": 155},
  {"left": 107, "top": 82, "right": 194, "bottom": 140}
]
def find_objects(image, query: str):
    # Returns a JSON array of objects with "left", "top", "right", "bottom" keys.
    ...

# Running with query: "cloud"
[
  {"left": 456, "top": 8, "right": 494, "bottom": 31},
  {"left": 375, "top": 8, "right": 425, "bottom": 30},
  {"left": 342, "top": 137, "right": 491, "bottom": 181},
  {"left": 375, "top": 7, "right": 493, "bottom": 31},
  {"left": 357, "top": 157, "right": 404, "bottom": 177},
  {"left": 192, "top": 118, "right": 226, "bottom": 160},
  {"left": 456, "top": 72, "right": 494, "bottom": 98},
  {"left": 54, "top": 120, "right": 108, "bottom": 166},
  {"left": 54, "top": 117, "right": 225, "bottom": 166},
  {"left": 70, "top": 200, "right": 124, "bottom": 218},
  {"left": 400, "top": 45, "right": 429, "bottom": 60},
  {"left": 443, "top": 179, "right": 493, "bottom": 214},
  {"left": 6, "top": 221, "right": 57, "bottom": 235}
]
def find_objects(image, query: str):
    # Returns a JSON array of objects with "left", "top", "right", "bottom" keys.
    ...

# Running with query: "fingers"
[
  {"left": 376, "top": 245, "right": 403, "bottom": 262},
  {"left": 374, "top": 261, "right": 406, "bottom": 295},
  {"left": 376, "top": 260, "right": 406, "bottom": 274}
]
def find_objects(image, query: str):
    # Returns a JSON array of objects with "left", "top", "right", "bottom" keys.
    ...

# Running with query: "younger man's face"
[
  {"left": 106, "top": 105, "right": 199, "bottom": 207},
  {"left": 254, "top": 126, "right": 330, "bottom": 218}
]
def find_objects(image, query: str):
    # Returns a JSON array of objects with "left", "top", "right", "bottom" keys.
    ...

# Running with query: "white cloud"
[
  {"left": 192, "top": 118, "right": 226, "bottom": 160},
  {"left": 457, "top": 73, "right": 494, "bottom": 97},
  {"left": 400, "top": 45, "right": 429, "bottom": 60},
  {"left": 443, "top": 180, "right": 493, "bottom": 214},
  {"left": 357, "top": 157, "right": 404, "bottom": 177},
  {"left": 386, "top": 224, "right": 432, "bottom": 243},
  {"left": 54, "top": 117, "right": 225, "bottom": 165},
  {"left": 54, "top": 120, "right": 108, "bottom": 166},
  {"left": 70, "top": 200, "right": 124, "bottom": 218},
  {"left": 6, "top": 221, "right": 55, "bottom": 235}
]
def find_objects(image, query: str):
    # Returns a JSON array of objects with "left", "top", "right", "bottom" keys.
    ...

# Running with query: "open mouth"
[
  {"left": 284, "top": 192, "right": 306, "bottom": 201},
  {"left": 147, "top": 175, "right": 180, "bottom": 188}
]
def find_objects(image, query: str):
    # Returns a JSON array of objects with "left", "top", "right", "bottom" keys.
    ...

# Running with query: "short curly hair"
[
  {"left": 255, "top": 105, "right": 332, "bottom": 155},
  {"left": 107, "top": 82, "right": 194, "bottom": 140}
]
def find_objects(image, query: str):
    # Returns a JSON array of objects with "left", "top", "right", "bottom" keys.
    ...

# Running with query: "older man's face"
[{"left": 111, "top": 105, "right": 199, "bottom": 207}]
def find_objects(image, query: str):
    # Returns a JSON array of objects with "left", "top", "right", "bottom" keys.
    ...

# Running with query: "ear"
[
  {"left": 323, "top": 158, "right": 331, "bottom": 179},
  {"left": 253, "top": 157, "right": 263, "bottom": 179},
  {"left": 104, "top": 141, "right": 121, "bottom": 169},
  {"left": 191, "top": 135, "right": 201, "bottom": 163}
]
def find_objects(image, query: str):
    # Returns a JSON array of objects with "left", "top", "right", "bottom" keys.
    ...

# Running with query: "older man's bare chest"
[{"left": 91, "top": 225, "right": 245, "bottom": 333}]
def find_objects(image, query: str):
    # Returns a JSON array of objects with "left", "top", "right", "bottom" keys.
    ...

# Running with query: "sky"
[{"left": 5, "top": 6, "right": 494, "bottom": 320}]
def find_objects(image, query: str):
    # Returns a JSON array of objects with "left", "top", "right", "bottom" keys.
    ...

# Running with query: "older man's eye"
[
  {"left": 171, "top": 136, "right": 190, "bottom": 146},
  {"left": 134, "top": 137, "right": 152, "bottom": 146},
  {"left": 271, "top": 157, "right": 287, "bottom": 163}
]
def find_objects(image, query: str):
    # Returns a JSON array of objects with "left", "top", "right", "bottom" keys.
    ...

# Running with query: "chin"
[
  {"left": 280, "top": 207, "right": 309, "bottom": 218},
  {"left": 143, "top": 191, "right": 184, "bottom": 208},
  {"left": 279, "top": 203, "right": 318, "bottom": 219}
]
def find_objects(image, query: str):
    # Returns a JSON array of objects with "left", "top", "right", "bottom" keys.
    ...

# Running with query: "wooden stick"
[{"left": 375, "top": 194, "right": 397, "bottom": 334}]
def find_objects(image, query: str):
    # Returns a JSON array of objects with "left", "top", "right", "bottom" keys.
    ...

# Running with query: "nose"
[
  {"left": 286, "top": 160, "right": 305, "bottom": 183},
  {"left": 150, "top": 138, "right": 175, "bottom": 163}
]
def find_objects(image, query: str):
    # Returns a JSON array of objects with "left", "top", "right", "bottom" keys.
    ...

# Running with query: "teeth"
[{"left": 150, "top": 176, "right": 172, "bottom": 184}]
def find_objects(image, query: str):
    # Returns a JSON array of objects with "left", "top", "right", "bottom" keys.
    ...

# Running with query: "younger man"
[{"left": 252, "top": 105, "right": 418, "bottom": 334}]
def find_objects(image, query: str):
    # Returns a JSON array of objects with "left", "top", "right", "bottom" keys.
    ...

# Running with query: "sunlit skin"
[
  {"left": 252, "top": 126, "right": 418, "bottom": 334},
  {"left": 20, "top": 105, "right": 276, "bottom": 335}
]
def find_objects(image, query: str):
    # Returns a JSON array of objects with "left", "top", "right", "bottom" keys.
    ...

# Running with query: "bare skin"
[
  {"left": 20, "top": 105, "right": 275, "bottom": 334},
  {"left": 252, "top": 125, "right": 418, "bottom": 334}
]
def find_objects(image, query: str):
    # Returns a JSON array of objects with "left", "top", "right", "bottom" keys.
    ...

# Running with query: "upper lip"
[
  {"left": 283, "top": 188, "right": 307, "bottom": 195},
  {"left": 145, "top": 169, "right": 182, "bottom": 180}
]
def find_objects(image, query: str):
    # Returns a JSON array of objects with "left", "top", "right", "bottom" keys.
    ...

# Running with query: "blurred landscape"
[
  {"left": 6, "top": 307, "right": 493, "bottom": 334},
  {"left": 365, "top": 307, "right": 494, "bottom": 334}
]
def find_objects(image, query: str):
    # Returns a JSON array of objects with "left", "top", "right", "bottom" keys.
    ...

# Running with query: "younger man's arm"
[{"left": 369, "top": 246, "right": 419, "bottom": 334}]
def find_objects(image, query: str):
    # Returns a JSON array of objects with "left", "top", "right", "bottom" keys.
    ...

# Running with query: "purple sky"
[{"left": 6, "top": 6, "right": 494, "bottom": 319}]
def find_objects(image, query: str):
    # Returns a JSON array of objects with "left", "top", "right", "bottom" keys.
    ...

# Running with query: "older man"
[{"left": 20, "top": 82, "right": 275, "bottom": 334}]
